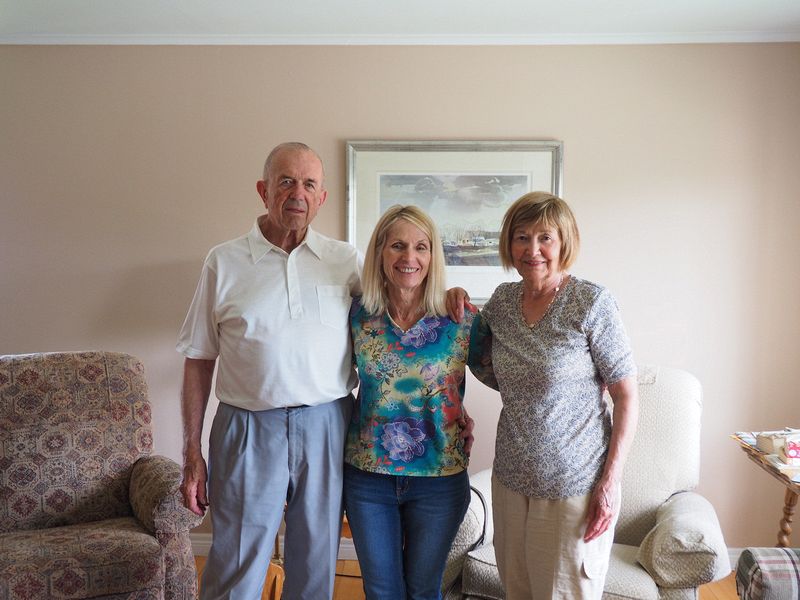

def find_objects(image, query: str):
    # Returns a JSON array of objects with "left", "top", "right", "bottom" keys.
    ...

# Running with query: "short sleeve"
[
  {"left": 176, "top": 259, "right": 220, "bottom": 359},
  {"left": 479, "top": 282, "right": 507, "bottom": 328},
  {"left": 584, "top": 289, "right": 636, "bottom": 385}
]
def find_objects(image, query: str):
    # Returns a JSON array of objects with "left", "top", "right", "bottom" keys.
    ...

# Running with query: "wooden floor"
[
  {"left": 699, "top": 571, "right": 738, "bottom": 600},
  {"left": 195, "top": 556, "right": 736, "bottom": 600},
  {"left": 195, "top": 556, "right": 366, "bottom": 600}
]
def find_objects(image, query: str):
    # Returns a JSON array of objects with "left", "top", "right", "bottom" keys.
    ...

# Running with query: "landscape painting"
[{"left": 378, "top": 173, "right": 529, "bottom": 266}]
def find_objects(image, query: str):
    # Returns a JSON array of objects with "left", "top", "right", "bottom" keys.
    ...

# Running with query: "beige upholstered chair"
[
  {"left": 444, "top": 365, "right": 731, "bottom": 600},
  {"left": 0, "top": 351, "right": 202, "bottom": 600}
]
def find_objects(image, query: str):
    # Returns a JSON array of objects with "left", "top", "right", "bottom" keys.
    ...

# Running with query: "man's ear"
[
  {"left": 318, "top": 188, "right": 328, "bottom": 207},
  {"left": 256, "top": 180, "right": 267, "bottom": 200}
]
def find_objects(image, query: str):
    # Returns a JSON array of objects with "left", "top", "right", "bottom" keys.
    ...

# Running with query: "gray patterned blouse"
[{"left": 471, "top": 276, "right": 636, "bottom": 499}]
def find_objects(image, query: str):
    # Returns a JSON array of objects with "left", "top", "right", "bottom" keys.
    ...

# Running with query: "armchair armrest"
[
  {"left": 129, "top": 455, "right": 204, "bottom": 542},
  {"left": 442, "top": 469, "right": 494, "bottom": 594},
  {"left": 636, "top": 491, "right": 730, "bottom": 588}
]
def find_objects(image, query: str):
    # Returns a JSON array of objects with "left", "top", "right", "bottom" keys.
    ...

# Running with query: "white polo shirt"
[{"left": 177, "top": 222, "right": 362, "bottom": 411}]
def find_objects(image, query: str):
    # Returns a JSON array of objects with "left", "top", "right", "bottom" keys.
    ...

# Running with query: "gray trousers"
[{"left": 200, "top": 396, "right": 353, "bottom": 600}]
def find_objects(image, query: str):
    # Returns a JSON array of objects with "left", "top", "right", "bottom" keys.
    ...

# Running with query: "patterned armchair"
[
  {"left": 0, "top": 351, "right": 202, "bottom": 600},
  {"left": 443, "top": 365, "right": 731, "bottom": 600}
]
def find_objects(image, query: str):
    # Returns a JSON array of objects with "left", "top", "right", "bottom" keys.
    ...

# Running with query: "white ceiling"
[{"left": 2, "top": 0, "right": 800, "bottom": 45}]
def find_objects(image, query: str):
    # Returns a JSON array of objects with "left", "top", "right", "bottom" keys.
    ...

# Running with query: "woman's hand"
[
  {"left": 457, "top": 411, "right": 475, "bottom": 456},
  {"left": 585, "top": 375, "right": 638, "bottom": 542},
  {"left": 584, "top": 477, "right": 619, "bottom": 542}
]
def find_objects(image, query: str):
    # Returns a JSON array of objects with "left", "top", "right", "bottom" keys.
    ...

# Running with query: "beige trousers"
[{"left": 492, "top": 475, "right": 618, "bottom": 600}]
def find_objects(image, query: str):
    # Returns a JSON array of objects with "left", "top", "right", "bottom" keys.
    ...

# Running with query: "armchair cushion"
[
  {"left": 0, "top": 517, "right": 164, "bottom": 598},
  {"left": 603, "top": 544, "right": 659, "bottom": 600},
  {"left": 614, "top": 366, "right": 702, "bottom": 546},
  {"left": 636, "top": 491, "right": 730, "bottom": 588}
]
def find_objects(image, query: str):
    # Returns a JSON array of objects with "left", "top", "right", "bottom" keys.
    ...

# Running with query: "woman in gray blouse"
[{"left": 470, "top": 191, "right": 639, "bottom": 599}]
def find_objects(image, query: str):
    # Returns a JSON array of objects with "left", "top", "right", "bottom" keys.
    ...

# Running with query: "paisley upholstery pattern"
[
  {"left": 0, "top": 352, "right": 202, "bottom": 600},
  {"left": 0, "top": 518, "right": 163, "bottom": 599}
]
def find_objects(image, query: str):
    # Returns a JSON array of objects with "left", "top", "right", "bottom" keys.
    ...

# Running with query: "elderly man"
[{"left": 177, "top": 142, "right": 360, "bottom": 599}]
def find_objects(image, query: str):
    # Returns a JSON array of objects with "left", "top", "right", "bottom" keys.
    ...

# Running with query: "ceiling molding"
[{"left": 2, "top": 31, "right": 800, "bottom": 46}]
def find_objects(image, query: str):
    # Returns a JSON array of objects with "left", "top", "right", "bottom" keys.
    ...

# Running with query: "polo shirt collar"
[
  {"left": 303, "top": 227, "right": 325, "bottom": 260},
  {"left": 247, "top": 220, "right": 323, "bottom": 263}
]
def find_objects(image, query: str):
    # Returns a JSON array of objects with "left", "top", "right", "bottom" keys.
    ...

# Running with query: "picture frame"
[{"left": 346, "top": 140, "right": 564, "bottom": 303}]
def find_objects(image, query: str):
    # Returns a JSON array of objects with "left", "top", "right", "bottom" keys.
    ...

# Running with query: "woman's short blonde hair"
[
  {"left": 499, "top": 191, "right": 580, "bottom": 270},
  {"left": 361, "top": 205, "right": 447, "bottom": 317}
]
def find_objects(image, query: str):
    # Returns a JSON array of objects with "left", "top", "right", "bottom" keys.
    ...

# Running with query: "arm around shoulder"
[{"left": 467, "top": 311, "right": 499, "bottom": 391}]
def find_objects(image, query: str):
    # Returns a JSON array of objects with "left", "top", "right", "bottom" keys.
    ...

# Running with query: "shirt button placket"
[{"left": 286, "top": 251, "right": 303, "bottom": 319}]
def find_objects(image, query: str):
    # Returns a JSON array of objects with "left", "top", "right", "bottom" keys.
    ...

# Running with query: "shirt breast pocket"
[{"left": 317, "top": 285, "right": 351, "bottom": 329}]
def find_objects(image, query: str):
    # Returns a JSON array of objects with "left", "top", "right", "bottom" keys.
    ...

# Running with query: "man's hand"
[
  {"left": 179, "top": 358, "right": 215, "bottom": 516},
  {"left": 446, "top": 287, "right": 470, "bottom": 323},
  {"left": 457, "top": 412, "right": 475, "bottom": 456},
  {"left": 180, "top": 451, "right": 209, "bottom": 516}
]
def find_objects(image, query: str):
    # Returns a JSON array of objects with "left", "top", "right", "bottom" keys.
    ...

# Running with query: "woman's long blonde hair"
[{"left": 361, "top": 205, "right": 447, "bottom": 317}]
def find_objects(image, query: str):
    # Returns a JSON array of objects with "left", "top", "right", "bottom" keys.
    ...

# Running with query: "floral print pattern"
[
  {"left": 381, "top": 418, "right": 434, "bottom": 462},
  {"left": 475, "top": 277, "right": 636, "bottom": 499},
  {"left": 345, "top": 299, "right": 481, "bottom": 476}
]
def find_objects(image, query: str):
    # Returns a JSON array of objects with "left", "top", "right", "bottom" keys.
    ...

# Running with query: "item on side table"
[
  {"left": 755, "top": 429, "right": 799, "bottom": 454},
  {"left": 756, "top": 430, "right": 792, "bottom": 454},
  {"left": 780, "top": 436, "right": 800, "bottom": 466}
]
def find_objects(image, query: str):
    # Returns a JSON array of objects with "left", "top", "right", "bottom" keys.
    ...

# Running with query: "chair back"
[
  {"left": 0, "top": 351, "right": 153, "bottom": 532},
  {"left": 613, "top": 364, "right": 702, "bottom": 546}
]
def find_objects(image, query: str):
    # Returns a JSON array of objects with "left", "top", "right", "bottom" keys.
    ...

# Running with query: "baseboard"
[
  {"left": 191, "top": 533, "right": 213, "bottom": 556},
  {"left": 192, "top": 533, "right": 742, "bottom": 574},
  {"left": 728, "top": 547, "right": 743, "bottom": 570},
  {"left": 191, "top": 533, "right": 358, "bottom": 561}
]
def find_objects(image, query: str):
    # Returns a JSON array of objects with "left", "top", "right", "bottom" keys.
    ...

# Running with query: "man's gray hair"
[{"left": 262, "top": 142, "right": 325, "bottom": 182}]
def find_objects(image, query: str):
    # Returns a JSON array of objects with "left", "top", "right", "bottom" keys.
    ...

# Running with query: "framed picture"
[{"left": 346, "top": 140, "right": 564, "bottom": 303}]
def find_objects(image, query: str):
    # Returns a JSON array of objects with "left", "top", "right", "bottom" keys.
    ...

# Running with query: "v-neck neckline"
[
  {"left": 387, "top": 311, "right": 426, "bottom": 334},
  {"left": 518, "top": 275, "right": 571, "bottom": 329}
]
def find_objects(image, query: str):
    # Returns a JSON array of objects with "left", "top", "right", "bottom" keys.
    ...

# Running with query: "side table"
[{"left": 733, "top": 434, "right": 800, "bottom": 547}]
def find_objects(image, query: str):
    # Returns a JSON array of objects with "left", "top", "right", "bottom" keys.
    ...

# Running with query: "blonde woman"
[{"left": 344, "top": 205, "right": 488, "bottom": 600}]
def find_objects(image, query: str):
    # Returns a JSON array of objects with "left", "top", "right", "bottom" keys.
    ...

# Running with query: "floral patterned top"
[
  {"left": 471, "top": 276, "right": 636, "bottom": 499},
  {"left": 345, "top": 297, "right": 482, "bottom": 477}
]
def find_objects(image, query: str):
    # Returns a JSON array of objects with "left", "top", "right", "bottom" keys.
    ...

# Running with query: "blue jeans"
[{"left": 343, "top": 464, "right": 470, "bottom": 600}]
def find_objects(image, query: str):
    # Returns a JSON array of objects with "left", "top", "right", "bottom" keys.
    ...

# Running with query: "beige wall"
[{"left": 2, "top": 44, "right": 799, "bottom": 545}]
